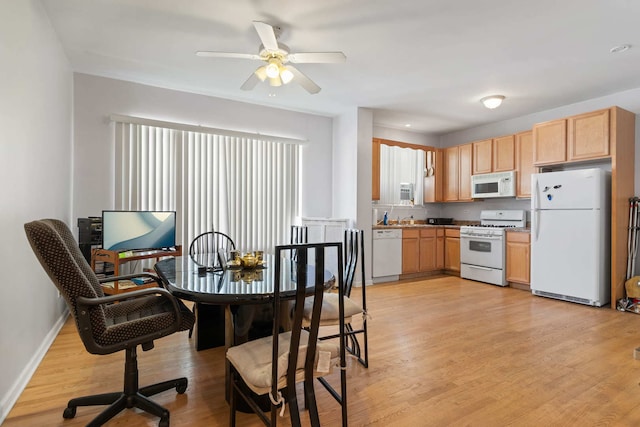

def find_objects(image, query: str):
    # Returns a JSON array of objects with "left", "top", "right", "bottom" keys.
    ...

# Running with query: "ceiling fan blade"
[
  {"left": 240, "top": 73, "right": 260, "bottom": 91},
  {"left": 196, "top": 51, "right": 261, "bottom": 60},
  {"left": 252, "top": 21, "right": 279, "bottom": 51},
  {"left": 287, "top": 52, "right": 346, "bottom": 64},
  {"left": 286, "top": 65, "right": 321, "bottom": 94}
]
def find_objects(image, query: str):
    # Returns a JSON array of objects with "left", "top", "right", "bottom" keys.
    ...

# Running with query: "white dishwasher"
[{"left": 372, "top": 228, "right": 403, "bottom": 280}]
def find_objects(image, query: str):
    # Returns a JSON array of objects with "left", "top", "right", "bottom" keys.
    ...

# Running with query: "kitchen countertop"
[
  {"left": 372, "top": 223, "right": 465, "bottom": 230},
  {"left": 373, "top": 223, "right": 531, "bottom": 232}
]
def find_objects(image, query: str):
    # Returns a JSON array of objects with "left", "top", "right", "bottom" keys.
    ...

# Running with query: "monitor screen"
[{"left": 102, "top": 210, "right": 176, "bottom": 252}]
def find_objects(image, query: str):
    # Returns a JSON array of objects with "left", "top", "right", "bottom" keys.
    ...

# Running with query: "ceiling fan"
[{"left": 196, "top": 21, "right": 346, "bottom": 94}]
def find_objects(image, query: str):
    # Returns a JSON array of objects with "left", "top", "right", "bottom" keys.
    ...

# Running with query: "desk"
[{"left": 92, "top": 246, "right": 182, "bottom": 294}]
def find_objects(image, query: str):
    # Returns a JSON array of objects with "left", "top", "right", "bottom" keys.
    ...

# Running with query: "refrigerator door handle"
[{"left": 532, "top": 175, "right": 540, "bottom": 242}]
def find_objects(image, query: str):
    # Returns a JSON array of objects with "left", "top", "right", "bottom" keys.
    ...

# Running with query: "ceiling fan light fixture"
[
  {"left": 280, "top": 67, "right": 294, "bottom": 84},
  {"left": 254, "top": 65, "right": 268, "bottom": 82},
  {"left": 481, "top": 95, "right": 505, "bottom": 109},
  {"left": 265, "top": 59, "right": 281, "bottom": 79},
  {"left": 268, "top": 75, "right": 282, "bottom": 87}
]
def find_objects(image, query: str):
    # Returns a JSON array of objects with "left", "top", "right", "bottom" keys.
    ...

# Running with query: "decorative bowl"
[{"left": 240, "top": 253, "right": 258, "bottom": 269}]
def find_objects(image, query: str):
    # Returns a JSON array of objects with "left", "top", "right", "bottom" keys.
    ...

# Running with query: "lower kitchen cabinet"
[
  {"left": 402, "top": 227, "right": 444, "bottom": 275},
  {"left": 444, "top": 228, "right": 460, "bottom": 273},
  {"left": 506, "top": 231, "right": 530, "bottom": 287},
  {"left": 419, "top": 228, "right": 438, "bottom": 272},
  {"left": 436, "top": 228, "right": 445, "bottom": 269},
  {"left": 402, "top": 229, "right": 420, "bottom": 274}
]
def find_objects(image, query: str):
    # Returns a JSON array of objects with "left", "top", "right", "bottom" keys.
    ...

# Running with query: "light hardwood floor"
[{"left": 6, "top": 275, "right": 640, "bottom": 426}]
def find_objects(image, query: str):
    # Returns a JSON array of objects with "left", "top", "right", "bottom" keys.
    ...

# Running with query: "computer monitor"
[{"left": 101, "top": 210, "right": 176, "bottom": 252}]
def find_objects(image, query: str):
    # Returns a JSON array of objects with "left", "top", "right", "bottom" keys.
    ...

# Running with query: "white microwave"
[{"left": 471, "top": 171, "right": 516, "bottom": 198}]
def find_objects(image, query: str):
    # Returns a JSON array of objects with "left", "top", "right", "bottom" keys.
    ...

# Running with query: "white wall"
[
  {"left": 332, "top": 109, "right": 359, "bottom": 221},
  {"left": 0, "top": 1, "right": 72, "bottom": 421},
  {"left": 73, "top": 74, "right": 335, "bottom": 222}
]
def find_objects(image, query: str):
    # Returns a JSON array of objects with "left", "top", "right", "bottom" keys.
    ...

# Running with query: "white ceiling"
[{"left": 40, "top": 0, "right": 640, "bottom": 134}]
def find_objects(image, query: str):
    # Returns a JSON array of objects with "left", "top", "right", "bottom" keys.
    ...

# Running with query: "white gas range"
[{"left": 460, "top": 210, "right": 526, "bottom": 286}]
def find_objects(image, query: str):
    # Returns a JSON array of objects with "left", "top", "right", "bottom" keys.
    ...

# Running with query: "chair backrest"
[
  {"left": 343, "top": 228, "right": 365, "bottom": 298},
  {"left": 272, "top": 242, "right": 343, "bottom": 404},
  {"left": 24, "top": 219, "right": 109, "bottom": 344},
  {"left": 189, "top": 231, "right": 236, "bottom": 269},
  {"left": 290, "top": 225, "right": 308, "bottom": 244}
]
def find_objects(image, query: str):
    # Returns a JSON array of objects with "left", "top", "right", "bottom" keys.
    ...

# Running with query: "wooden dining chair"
[
  {"left": 226, "top": 242, "right": 347, "bottom": 427},
  {"left": 189, "top": 230, "right": 236, "bottom": 270}
]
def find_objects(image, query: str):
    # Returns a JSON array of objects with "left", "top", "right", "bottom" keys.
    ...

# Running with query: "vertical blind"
[{"left": 114, "top": 121, "right": 301, "bottom": 253}]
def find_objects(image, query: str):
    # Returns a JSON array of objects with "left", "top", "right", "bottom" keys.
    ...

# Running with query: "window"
[{"left": 113, "top": 119, "right": 301, "bottom": 253}]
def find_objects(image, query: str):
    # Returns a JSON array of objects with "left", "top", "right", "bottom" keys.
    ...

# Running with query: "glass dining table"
[{"left": 154, "top": 253, "right": 336, "bottom": 350}]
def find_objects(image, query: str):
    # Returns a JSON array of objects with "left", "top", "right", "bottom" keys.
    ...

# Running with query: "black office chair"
[
  {"left": 226, "top": 242, "right": 347, "bottom": 427},
  {"left": 24, "top": 219, "right": 195, "bottom": 427}
]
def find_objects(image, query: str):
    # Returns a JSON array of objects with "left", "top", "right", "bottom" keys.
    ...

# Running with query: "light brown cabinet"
[
  {"left": 403, "top": 228, "right": 442, "bottom": 274},
  {"left": 372, "top": 138, "right": 381, "bottom": 200},
  {"left": 419, "top": 228, "right": 439, "bottom": 272},
  {"left": 532, "top": 119, "right": 567, "bottom": 165},
  {"left": 506, "top": 231, "right": 530, "bottom": 286},
  {"left": 568, "top": 109, "right": 610, "bottom": 160},
  {"left": 424, "top": 149, "right": 444, "bottom": 203},
  {"left": 472, "top": 139, "right": 493, "bottom": 174},
  {"left": 493, "top": 135, "right": 516, "bottom": 171},
  {"left": 515, "top": 130, "right": 534, "bottom": 198},
  {"left": 402, "top": 228, "right": 420, "bottom": 274},
  {"left": 472, "top": 135, "right": 515, "bottom": 174},
  {"left": 458, "top": 144, "right": 473, "bottom": 200},
  {"left": 444, "top": 144, "right": 473, "bottom": 202},
  {"left": 444, "top": 228, "right": 460, "bottom": 273},
  {"left": 533, "top": 108, "right": 610, "bottom": 166},
  {"left": 436, "top": 228, "right": 445, "bottom": 269}
]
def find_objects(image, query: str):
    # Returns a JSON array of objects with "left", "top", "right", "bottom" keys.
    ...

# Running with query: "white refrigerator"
[{"left": 530, "top": 168, "right": 610, "bottom": 306}]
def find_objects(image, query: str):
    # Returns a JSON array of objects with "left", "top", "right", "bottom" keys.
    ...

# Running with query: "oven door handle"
[
  {"left": 460, "top": 235, "right": 502, "bottom": 241},
  {"left": 466, "top": 265, "right": 494, "bottom": 271}
]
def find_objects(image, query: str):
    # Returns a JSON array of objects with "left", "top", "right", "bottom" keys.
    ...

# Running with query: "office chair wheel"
[
  {"left": 176, "top": 383, "right": 187, "bottom": 394},
  {"left": 158, "top": 415, "right": 169, "bottom": 427},
  {"left": 63, "top": 406, "right": 76, "bottom": 419}
]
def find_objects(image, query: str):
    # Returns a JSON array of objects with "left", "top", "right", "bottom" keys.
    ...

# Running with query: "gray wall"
[{"left": 0, "top": 1, "right": 72, "bottom": 421}]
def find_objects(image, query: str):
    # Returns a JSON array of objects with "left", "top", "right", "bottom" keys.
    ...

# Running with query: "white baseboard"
[{"left": 0, "top": 310, "right": 69, "bottom": 424}]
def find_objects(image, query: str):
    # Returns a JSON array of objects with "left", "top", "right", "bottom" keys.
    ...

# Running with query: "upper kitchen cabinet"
[
  {"left": 372, "top": 138, "right": 381, "bottom": 200},
  {"left": 533, "top": 108, "right": 610, "bottom": 166},
  {"left": 472, "top": 139, "right": 492, "bottom": 174},
  {"left": 423, "top": 148, "right": 444, "bottom": 203},
  {"left": 533, "top": 119, "right": 567, "bottom": 165},
  {"left": 515, "top": 130, "right": 534, "bottom": 198},
  {"left": 444, "top": 143, "right": 473, "bottom": 202},
  {"left": 568, "top": 109, "right": 609, "bottom": 161},
  {"left": 443, "top": 146, "right": 459, "bottom": 201},
  {"left": 472, "top": 135, "right": 515, "bottom": 174},
  {"left": 493, "top": 135, "right": 516, "bottom": 171}
]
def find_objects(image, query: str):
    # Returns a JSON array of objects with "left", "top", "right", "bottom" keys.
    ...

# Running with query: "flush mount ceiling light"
[
  {"left": 610, "top": 44, "right": 631, "bottom": 54},
  {"left": 481, "top": 95, "right": 505, "bottom": 109}
]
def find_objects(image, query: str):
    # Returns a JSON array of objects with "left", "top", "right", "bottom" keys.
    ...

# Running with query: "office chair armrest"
[
  {"left": 76, "top": 287, "right": 184, "bottom": 355},
  {"left": 98, "top": 272, "right": 160, "bottom": 284},
  {"left": 77, "top": 286, "right": 177, "bottom": 308}
]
